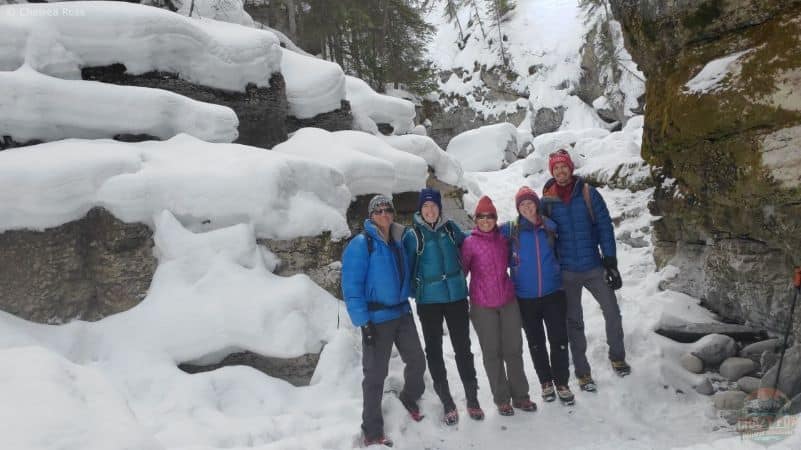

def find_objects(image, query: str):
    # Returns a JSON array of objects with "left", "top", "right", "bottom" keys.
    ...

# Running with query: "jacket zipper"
[{"left": 534, "top": 228, "right": 543, "bottom": 298}]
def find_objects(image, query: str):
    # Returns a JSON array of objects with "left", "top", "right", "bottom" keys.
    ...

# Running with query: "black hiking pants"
[
  {"left": 417, "top": 299, "right": 478, "bottom": 409},
  {"left": 518, "top": 290, "right": 571, "bottom": 386}
]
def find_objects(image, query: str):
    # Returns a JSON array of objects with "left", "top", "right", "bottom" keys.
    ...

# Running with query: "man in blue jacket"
[
  {"left": 541, "top": 149, "right": 630, "bottom": 393},
  {"left": 341, "top": 194, "right": 426, "bottom": 447}
]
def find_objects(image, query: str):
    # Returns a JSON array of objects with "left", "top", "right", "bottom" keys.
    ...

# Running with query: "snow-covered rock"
[
  {"left": 0, "top": 66, "right": 238, "bottom": 143},
  {"left": 346, "top": 76, "right": 415, "bottom": 135},
  {"left": 446, "top": 122, "right": 519, "bottom": 172},
  {"left": 332, "top": 130, "right": 428, "bottom": 193},
  {"left": 690, "top": 334, "right": 738, "bottom": 367},
  {"left": 274, "top": 127, "right": 426, "bottom": 196},
  {"left": 719, "top": 357, "right": 757, "bottom": 381},
  {"left": 383, "top": 134, "right": 464, "bottom": 187},
  {"left": 281, "top": 48, "right": 347, "bottom": 119},
  {"left": 0, "top": 135, "right": 351, "bottom": 239},
  {"left": 0, "top": 2, "right": 282, "bottom": 91}
]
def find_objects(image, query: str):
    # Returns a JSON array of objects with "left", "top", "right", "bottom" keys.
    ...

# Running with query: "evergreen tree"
[
  {"left": 442, "top": 0, "right": 467, "bottom": 46},
  {"left": 485, "top": 0, "right": 515, "bottom": 64}
]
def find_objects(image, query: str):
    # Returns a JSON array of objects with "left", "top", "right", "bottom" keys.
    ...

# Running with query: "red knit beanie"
[
  {"left": 515, "top": 186, "right": 540, "bottom": 212},
  {"left": 548, "top": 149, "right": 575, "bottom": 175},
  {"left": 474, "top": 196, "right": 497, "bottom": 216}
]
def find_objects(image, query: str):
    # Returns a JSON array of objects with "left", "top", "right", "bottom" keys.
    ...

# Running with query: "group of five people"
[{"left": 341, "top": 150, "right": 630, "bottom": 447}]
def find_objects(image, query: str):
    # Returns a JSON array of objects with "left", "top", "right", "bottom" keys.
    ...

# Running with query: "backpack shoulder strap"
[
  {"left": 443, "top": 220, "right": 458, "bottom": 245},
  {"left": 361, "top": 230, "right": 374, "bottom": 254},
  {"left": 413, "top": 225, "right": 424, "bottom": 256},
  {"left": 582, "top": 183, "right": 595, "bottom": 224}
]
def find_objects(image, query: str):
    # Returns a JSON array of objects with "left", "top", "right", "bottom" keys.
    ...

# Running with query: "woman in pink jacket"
[{"left": 461, "top": 196, "right": 535, "bottom": 416}]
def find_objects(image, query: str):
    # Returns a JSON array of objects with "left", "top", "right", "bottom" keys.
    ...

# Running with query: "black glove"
[
  {"left": 603, "top": 256, "right": 622, "bottom": 290},
  {"left": 361, "top": 322, "right": 377, "bottom": 347}
]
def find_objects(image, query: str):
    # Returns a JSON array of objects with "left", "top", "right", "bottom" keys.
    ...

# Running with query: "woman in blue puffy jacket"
[
  {"left": 500, "top": 186, "right": 575, "bottom": 405},
  {"left": 402, "top": 188, "right": 483, "bottom": 424}
]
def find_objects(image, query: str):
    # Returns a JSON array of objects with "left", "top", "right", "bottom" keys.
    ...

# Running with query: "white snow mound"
[
  {"left": 0, "top": 1, "right": 281, "bottom": 91},
  {"left": 0, "top": 66, "right": 238, "bottom": 143},
  {"left": 346, "top": 76, "right": 416, "bottom": 135},
  {"left": 0, "top": 134, "right": 351, "bottom": 239},
  {"left": 446, "top": 122, "right": 519, "bottom": 172},
  {"left": 383, "top": 133, "right": 465, "bottom": 187},
  {"left": 281, "top": 48, "right": 347, "bottom": 119}
]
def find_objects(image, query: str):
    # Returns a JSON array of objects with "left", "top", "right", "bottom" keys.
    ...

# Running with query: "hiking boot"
[
  {"left": 364, "top": 435, "right": 394, "bottom": 447},
  {"left": 611, "top": 360, "right": 632, "bottom": 377},
  {"left": 556, "top": 385, "right": 575, "bottom": 405},
  {"left": 512, "top": 399, "right": 537, "bottom": 412},
  {"left": 578, "top": 374, "right": 597, "bottom": 392},
  {"left": 541, "top": 381, "right": 556, "bottom": 402},
  {"left": 466, "top": 397, "right": 484, "bottom": 421},
  {"left": 497, "top": 403, "right": 515, "bottom": 416},
  {"left": 467, "top": 405, "right": 485, "bottom": 421},
  {"left": 399, "top": 394, "right": 424, "bottom": 422},
  {"left": 443, "top": 408, "right": 459, "bottom": 426}
]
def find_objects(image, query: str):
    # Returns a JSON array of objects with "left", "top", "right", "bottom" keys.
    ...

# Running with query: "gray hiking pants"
[
  {"left": 563, "top": 267, "right": 626, "bottom": 377},
  {"left": 470, "top": 301, "right": 530, "bottom": 405},
  {"left": 361, "top": 313, "right": 426, "bottom": 440}
]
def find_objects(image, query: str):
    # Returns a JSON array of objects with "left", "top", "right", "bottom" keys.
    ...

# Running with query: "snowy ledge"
[
  {"left": 0, "top": 2, "right": 282, "bottom": 91},
  {"left": 0, "top": 66, "right": 239, "bottom": 143},
  {"left": 0, "top": 135, "right": 352, "bottom": 240}
]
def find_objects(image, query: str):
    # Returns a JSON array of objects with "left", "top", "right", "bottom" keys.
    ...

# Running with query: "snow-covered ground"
[
  {"left": 2, "top": 119, "right": 799, "bottom": 449},
  {"left": 1, "top": 1, "right": 799, "bottom": 449}
]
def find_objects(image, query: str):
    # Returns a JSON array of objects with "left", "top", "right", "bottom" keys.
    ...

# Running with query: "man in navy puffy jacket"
[
  {"left": 341, "top": 194, "right": 426, "bottom": 447},
  {"left": 541, "top": 149, "right": 630, "bottom": 393}
]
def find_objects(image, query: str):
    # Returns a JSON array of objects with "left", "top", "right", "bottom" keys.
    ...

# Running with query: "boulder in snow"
[
  {"left": 737, "top": 376, "right": 761, "bottom": 394},
  {"left": 719, "top": 357, "right": 757, "bottom": 381},
  {"left": 680, "top": 353, "right": 704, "bottom": 374},
  {"left": 694, "top": 378, "right": 714, "bottom": 395},
  {"left": 531, "top": 106, "right": 564, "bottom": 136},
  {"left": 690, "top": 333, "right": 737, "bottom": 366},
  {"left": 740, "top": 338, "right": 780, "bottom": 357},
  {"left": 713, "top": 390, "right": 747, "bottom": 410}
]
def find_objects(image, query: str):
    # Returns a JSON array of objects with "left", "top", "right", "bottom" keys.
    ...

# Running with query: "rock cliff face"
[
  {"left": 609, "top": 0, "right": 801, "bottom": 337},
  {"left": 0, "top": 208, "right": 155, "bottom": 323}
]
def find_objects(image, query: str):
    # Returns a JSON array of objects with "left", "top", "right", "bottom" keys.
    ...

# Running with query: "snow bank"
[
  {"left": 274, "top": 128, "right": 427, "bottom": 196},
  {"left": 0, "top": 346, "right": 164, "bottom": 450},
  {"left": 383, "top": 133, "right": 464, "bottom": 187},
  {"left": 446, "top": 122, "right": 519, "bottom": 172},
  {"left": 0, "top": 66, "right": 238, "bottom": 143},
  {"left": 0, "top": 2, "right": 281, "bottom": 91},
  {"left": 0, "top": 134, "right": 351, "bottom": 239},
  {"left": 281, "top": 48, "right": 347, "bottom": 119},
  {"left": 684, "top": 49, "right": 753, "bottom": 94},
  {"left": 0, "top": 212, "right": 350, "bottom": 449},
  {"left": 574, "top": 115, "right": 649, "bottom": 185},
  {"left": 332, "top": 130, "right": 428, "bottom": 193},
  {"left": 346, "top": 76, "right": 416, "bottom": 134}
]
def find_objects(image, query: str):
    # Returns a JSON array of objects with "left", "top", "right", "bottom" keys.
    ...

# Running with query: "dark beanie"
[{"left": 417, "top": 188, "right": 442, "bottom": 212}]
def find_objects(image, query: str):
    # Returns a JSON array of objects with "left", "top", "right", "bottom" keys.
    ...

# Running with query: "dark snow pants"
[
  {"left": 518, "top": 290, "right": 570, "bottom": 386},
  {"left": 361, "top": 313, "right": 426, "bottom": 440},
  {"left": 417, "top": 299, "right": 478, "bottom": 410},
  {"left": 563, "top": 267, "right": 626, "bottom": 378}
]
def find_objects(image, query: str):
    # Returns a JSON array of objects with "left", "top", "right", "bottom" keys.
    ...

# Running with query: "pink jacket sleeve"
[{"left": 460, "top": 237, "right": 473, "bottom": 277}]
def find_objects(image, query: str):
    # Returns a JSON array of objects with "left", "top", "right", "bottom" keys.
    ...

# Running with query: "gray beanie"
[{"left": 368, "top": 194, "right": 394, "bottom": 215}]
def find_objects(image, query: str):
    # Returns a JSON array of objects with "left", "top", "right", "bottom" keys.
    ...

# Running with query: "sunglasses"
[
  {"left": 372, "top": 207, "right": 395, "bottom": 215},
  {"left": 476, "top": 214, "right": 497, "bottom": 220}
]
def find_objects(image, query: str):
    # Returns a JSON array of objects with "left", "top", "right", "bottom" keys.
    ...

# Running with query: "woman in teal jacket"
[{"left": 403, "top": 188, "right": 483, "bottom": 424}]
